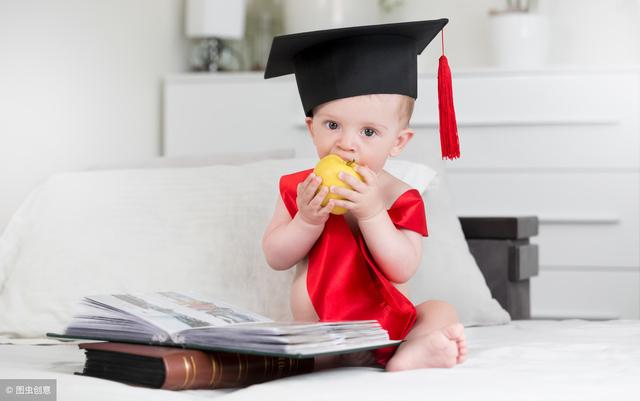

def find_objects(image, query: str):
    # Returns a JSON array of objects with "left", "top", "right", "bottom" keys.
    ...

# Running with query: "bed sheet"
[{"left": 1, "top": 319, "right": 638, "bottom": 401}]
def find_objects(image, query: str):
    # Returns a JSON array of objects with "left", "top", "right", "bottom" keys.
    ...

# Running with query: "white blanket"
[{"left": 1, "top": 319, "right": 638, "bottom": 401}]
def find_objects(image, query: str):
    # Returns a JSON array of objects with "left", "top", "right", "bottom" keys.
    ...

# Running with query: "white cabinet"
[
  {"left": 439, "top": 70, "right": 640, "bottom": 320},
  {"left": 164, "top": 68, "right": 640, "bottom": 319}
]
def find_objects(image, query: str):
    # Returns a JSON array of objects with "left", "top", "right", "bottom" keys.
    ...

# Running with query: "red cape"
[{"left": 280, "top": 169, "right": 428, "bottom": 365}]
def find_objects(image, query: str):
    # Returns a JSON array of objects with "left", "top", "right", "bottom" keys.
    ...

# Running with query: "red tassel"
[{"left": 437, "top": 53, "right": 460, "bottom": 160}]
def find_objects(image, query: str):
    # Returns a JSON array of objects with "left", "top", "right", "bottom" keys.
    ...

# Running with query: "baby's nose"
[{"left": 337, "top": 130, "right": 358, "bottom": 151}]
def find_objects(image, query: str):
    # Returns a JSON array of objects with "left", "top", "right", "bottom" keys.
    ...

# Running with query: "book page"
[
  {"left": 85, "top": 292, "right": 271, "bottom": 335},
  {"left": 62, "top": 292, "right": 399, "bottom": 356},
  {"left": 175, "top": 320, "right": 399, "bottom": 356}
]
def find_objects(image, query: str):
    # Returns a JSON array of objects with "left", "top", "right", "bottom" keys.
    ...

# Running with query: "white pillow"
[
  {"left": 87, "top": 148, "right": 296, "bottom": 170},
  {"left": 0, "top": 157, "right": 506, "bottom": 338},
  {"left": 408, "top": 170, "right": 510, "bottom": 326}
]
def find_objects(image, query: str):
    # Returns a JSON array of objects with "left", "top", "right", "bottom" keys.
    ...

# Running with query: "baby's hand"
[
  {"left": 296, "top": 173, "right": 334, "bottom": 226},
  {"left": 330, "top": 165, "right": 385, "bottom": 221}
]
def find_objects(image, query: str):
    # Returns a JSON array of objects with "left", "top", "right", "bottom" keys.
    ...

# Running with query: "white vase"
[
  {"left": 283, "top": 0, "right": 380, "bottom": 34},
  {"left": 488, "top": 12, "right": 549, "bottom": 69}
]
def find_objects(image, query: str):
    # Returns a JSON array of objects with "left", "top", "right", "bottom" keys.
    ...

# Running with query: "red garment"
[{"left": 279, "top": 169, "right": 428, "bottom": 366}]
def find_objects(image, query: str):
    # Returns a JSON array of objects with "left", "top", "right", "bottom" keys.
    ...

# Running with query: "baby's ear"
[
  {"left": 305, "top": 117, "right": 314, "bottom": 137},
  {"left": 389, "top": 128, "right": 414, "bottom": 157}
]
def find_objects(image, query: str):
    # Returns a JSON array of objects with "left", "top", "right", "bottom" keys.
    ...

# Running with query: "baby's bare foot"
[
  {"left": 455, "top": 325, "right": 467, "bottom": 364},
  {"left": 386, "top": 323, "right": 466, "bottom": 371}
]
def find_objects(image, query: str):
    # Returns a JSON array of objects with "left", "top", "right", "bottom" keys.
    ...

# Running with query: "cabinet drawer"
[
  {"left": 415, "top": 72, "right": 638, "bottom": 125},
  {"left": 531, "top": 269, "right": 640, "bottom": 319},
  {"left": 165, "top": 72, "right": 640, "bottom": 169},
  {"left": 447, "top": 171, "right": 640, "bottom": 267},
  {"left": 412, "top": 72, "right": 640, "bottom": 169}
]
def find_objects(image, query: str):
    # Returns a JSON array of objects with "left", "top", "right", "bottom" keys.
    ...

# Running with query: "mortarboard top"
[
  {"left": 264, "top": 18, "right": 460, "bottom": 160},
  {"left": 264, "top": 19, "right": 447, "bottom": 116}
]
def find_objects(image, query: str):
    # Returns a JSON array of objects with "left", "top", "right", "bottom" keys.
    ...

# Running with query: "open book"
[{"left": 47, "top": 292, "right": 400, "bottom": 358}]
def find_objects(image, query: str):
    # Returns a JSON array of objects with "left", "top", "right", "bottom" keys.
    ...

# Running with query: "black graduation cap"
[{"left": 264, "top": 19, "right": 461, "bottom": 160}]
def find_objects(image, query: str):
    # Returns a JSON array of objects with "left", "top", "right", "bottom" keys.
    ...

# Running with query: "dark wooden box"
[{"left": 459, "top": 216, "right": 539, "bottom": 320}]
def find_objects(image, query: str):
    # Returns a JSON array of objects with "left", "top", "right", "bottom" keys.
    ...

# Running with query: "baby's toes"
[
  {"left": 457, "top": 344, "right": 467, "bottom": 364},
  {"left": 427, "top": 330, "right": 453, "bottom": 350},
  {"left": 442, "top": 323, "right": 465, "bottom": 342},
  {"left": 445, "top": 344, "right": 460, "bottom": 367},
  {"left": 425, "top": 332, "right": 458, "bottom": 367}
]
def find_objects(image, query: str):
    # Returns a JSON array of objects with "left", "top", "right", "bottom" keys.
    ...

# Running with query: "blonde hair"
[
  {"left": 363, "top": 94, "right": 414, "bottom": 129},
  {"left": 311, "top": 94, "right": 415, "bottom": 128},
  {"left": 397, "top": 95, "right": 415, "bottom": 129}
]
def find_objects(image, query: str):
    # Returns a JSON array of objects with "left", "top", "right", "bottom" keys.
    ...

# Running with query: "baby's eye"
[
  {"left": 361, "top": 128, "right": 377, "bottom": 137},
  {"left": 325, "top": 121, "right": 339, "bottom": 130}
]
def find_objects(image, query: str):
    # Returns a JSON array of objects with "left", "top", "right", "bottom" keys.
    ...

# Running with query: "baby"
[{"left": 261, "top": 19, "right": 466, "bottom": 371}]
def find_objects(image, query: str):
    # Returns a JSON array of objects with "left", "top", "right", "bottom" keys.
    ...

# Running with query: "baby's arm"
[
  {"left": 262, "top": 173, "right": 334, "bottom": 270},
  {"left": 329, "top": 167, "right": 422, "bottom": 283},
  {"left": 358, "top": 215, "right": 422, "bottom": 283}
]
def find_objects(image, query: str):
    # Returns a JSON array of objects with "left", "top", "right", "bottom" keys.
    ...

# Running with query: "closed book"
[{"left": 78, "top": 342, "right": 314, "bottom": 390}]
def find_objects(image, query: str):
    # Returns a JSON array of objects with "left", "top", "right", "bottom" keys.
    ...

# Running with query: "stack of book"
[{"left": 48, "top": 292, "right": 399, "bottom": 390}]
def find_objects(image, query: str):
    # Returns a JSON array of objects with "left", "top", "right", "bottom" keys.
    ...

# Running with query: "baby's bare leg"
[
  {"left": 385, "top": 300, "right": 467, "bottom": 372},
  {"left": 314, "top": 301, "right": 467, "bottom": 372}
]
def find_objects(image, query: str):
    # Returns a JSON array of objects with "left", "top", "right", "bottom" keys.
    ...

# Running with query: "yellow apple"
[{"left": 313, "top": 154, "right": 364, "bottom": 215}]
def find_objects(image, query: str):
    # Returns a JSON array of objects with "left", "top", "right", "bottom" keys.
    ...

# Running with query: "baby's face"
[{"left": 306, "top": 94, "right": 412, "bottom": 172}]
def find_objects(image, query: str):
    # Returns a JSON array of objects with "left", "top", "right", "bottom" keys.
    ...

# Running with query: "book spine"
[{"left": 162, "top": 351, "right": 314, "bottom": 390}]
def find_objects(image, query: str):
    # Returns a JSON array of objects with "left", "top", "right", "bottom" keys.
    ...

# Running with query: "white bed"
[
  {"left": 2, "top": 320, "right": 639, "bottom": 400},
  {"left": 1, "top": 76, "right": 639, "bottom": 400},
  {"left": 0, "top": 153, "right": 638, "bottom": 400}
]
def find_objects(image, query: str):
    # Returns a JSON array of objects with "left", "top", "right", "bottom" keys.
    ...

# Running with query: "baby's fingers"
[
  {"left": 320, "top": 199, "right": 335, "bottom": 215},
  {"left": 339, "top": 171, "right": 366, "bottom": 193},
  {"left": 310, "top": 186, "right": 329, "bottom": 208},
  {"left": 297, "top": 173, "right": 314, "bottom": 194},
  {"left": 299, "top": 175, "right": 322, "bottom": 203}
]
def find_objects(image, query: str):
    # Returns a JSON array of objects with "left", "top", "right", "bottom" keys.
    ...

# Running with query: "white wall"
[
  {"left": 1, "top": 0, "right": 639, "bottom": 233},
  {"left": 379, "top": 0, "right": 640, "bottom": 71},
  {"left": 0, "top": 0, "right": 189, "bottom": 232}
]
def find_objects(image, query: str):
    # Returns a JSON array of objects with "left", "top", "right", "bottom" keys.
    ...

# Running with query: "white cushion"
[
  {"left": 0, "top": 157, "right": 507, "bottom": 338},
  {"left": 87, "top": 148, "right": 297, "bottom": 170},
  {"left": 408, "top": 170, "right": 510, "bottom": 326}
]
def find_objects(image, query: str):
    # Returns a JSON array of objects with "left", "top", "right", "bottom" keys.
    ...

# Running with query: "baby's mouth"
[{"left": 332, "top": 154, "right": 357, "bottom": 164}]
